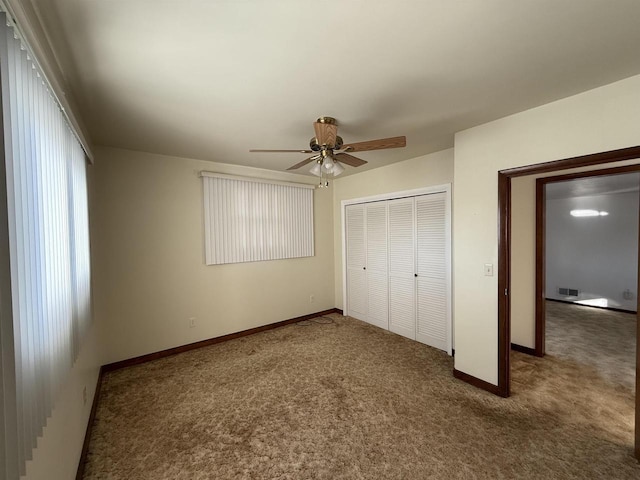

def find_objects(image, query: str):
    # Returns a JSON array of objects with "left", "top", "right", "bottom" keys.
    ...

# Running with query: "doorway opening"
[
  {"left": 535, "top": 166, "right": 640, "bottom": 360},
  {"left": 497, "top": 145, "right": 640, "bottom": 459}
]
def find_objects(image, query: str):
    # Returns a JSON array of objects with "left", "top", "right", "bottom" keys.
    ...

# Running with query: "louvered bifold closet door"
[
  {"left": 415, "top": 193, "right": 450, "bottom": 352},
  {"left": 365, "top": 202, "right": 388, "bottom": 329},
  {"left": 346, "top": 204, "right": 367, "bottom": 321},
  {"left": 388, "top": 197, "right": 416, "bottom": 340}
]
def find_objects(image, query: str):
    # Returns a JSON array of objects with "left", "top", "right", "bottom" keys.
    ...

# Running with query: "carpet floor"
[
  {"left": 82, "top": 314, "right": 640, "bottom": 479},
  {"left": 545, "top": 300, "right": 636, "bottom": 390}
]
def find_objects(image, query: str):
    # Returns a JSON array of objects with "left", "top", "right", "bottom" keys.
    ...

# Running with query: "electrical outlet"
[
  {"left": 82, "top": 386, "right": 87, "bottom": 406},
  {"left": 309, "top": 294, "right": 315, "bottom": 303},
  {"left": 189, "top": 317, "right": 196, "bottom": 328}
]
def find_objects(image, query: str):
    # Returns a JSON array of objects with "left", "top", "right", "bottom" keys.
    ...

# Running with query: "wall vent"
[{"left": 558, "top": 287, "right": 579, "bottom": 296}]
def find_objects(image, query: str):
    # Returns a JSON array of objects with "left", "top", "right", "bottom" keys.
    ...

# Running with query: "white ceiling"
[
  {"left": 33, "top": 0, "right": 640, "bottom": 176},
  {"left": 546, "top": 172, "right": 640, "bottom": 200}
]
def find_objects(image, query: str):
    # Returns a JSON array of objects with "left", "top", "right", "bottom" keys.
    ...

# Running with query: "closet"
[{"left": 344, "top": 189, "right": 451, "bottom": 354}]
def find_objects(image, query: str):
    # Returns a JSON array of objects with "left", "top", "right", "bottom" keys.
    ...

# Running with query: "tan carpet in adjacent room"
[
  {"left": 545, "top": 300, "right": 636, "bottom": 390},
  {"left": 82, "top": 313, "right": 639, "bottom": 479}
]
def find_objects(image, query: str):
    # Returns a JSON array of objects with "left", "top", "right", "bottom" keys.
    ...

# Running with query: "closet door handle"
[
  {"left": 363, "top": 267, "right": 366, "bottom": 270},
  {"left": 414, "top": 273, "right": 418, "bottom": 277}
]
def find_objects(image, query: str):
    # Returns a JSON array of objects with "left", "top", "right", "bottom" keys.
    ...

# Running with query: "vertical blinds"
[
  {"left": 0, "top": 11, "right": 92, "bottom": 480},
  {"left": 202, "top": 173, "right": 314, "bottom": 265}
]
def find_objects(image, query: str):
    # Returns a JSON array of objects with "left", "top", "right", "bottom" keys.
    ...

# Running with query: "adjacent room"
[
  {"left": 545, "top": 172, "right": 639, "bottom": 389},
  {"left": 509, "top": 170, "right": 639, "bottom": 479},
  {"left": 1, "top": 1, "right": 640, "bottom": 479}
]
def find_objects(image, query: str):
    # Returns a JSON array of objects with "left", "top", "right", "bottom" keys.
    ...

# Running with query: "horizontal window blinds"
[
  {"left": 0, "top": 11, "right": 92, "bottom": 480},
  {"left": 202, "top": 173, "right": 314, "bottom": 265}
]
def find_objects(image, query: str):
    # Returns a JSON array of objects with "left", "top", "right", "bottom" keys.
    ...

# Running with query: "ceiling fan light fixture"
[
  {"left": 323, "top": 158, "right": 334, "bottom": 172},
  {"left": 321, "top": 150, "right": 335, "bottom": 172},
  {"left": 331, "top": 161, "right": 345, "bottom": 176},
  {"left": 309, "top": 161, "right": 322, "bottom": 176}
]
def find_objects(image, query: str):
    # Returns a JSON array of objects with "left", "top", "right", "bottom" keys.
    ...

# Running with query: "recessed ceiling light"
[{"left": 570, "top": 209, "right": 609, "bottom": 217}]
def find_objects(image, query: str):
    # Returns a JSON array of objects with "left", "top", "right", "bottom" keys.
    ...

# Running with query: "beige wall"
[
  {"left": 91, "top": 147, "right": 335, "bottom": 364},
  {"left": 510, "top": 176, "right": 537, "bottom": 348},
  {"left": 332, "top": 149, "right": 455, "bottom": 309},
  {"left": 454, "top": 73, "right": 640, "bottom": 385}
]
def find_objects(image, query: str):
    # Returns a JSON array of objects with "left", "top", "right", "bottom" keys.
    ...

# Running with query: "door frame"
[
  {"left": 496, "top": 145, "right": 640, "bottom": 458},
  {"left": 534, "top": 164, "right": 640, "bottom": 356},
  {"left": 341, "top": 183, "right": 452, "bottom": 352}
]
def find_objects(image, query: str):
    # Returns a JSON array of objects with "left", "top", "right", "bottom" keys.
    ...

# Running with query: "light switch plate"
[{"left": 484, "top": 263, "right": 494, "bottom": 276}]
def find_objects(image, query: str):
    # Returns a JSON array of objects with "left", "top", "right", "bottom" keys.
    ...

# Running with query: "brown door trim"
[
  {"left": 497, "top": 172, "right": 511, "bottom": 397},
  {"left": 497, "top": 145, "right": 640, "bottom": 407},
  {"left": 499, "top": 146, "right": 640, "bottom": 178},
  {"left": 534, "top": 178, "right": 546, "bottom": 356},
  {"left": 534, "top": 164, "right": 640, "bottom": 358},
  {"left": 637, "top": 186, "right": 640, "bottom": 460}
]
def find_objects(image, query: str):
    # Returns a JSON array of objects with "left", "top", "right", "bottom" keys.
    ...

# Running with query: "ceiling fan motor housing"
[
  {"left": 309, "top": 137, "right": 321, "bottom": 151},
  {"left": 310, "top": 135, "right": 343, "bottom": 151},
  {"left": 316, "top": 116, "right": 337, "bottom": 125}
]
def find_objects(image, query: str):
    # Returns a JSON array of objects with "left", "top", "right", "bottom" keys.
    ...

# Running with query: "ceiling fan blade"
[
  {"left": 250, "top": 149, "right": 314, "bottom": 153},
  {"left": 335, "top": 153, "right": 368, "bottom": 167},
  {"left": 286, "top": 156, "right": 319, "bottom": 170},
  {"left": 342, "top": 136, "right": 406, "bottom": 152},
  {"left": 313, "top": 121, "right": 337, "bottom": 147}
]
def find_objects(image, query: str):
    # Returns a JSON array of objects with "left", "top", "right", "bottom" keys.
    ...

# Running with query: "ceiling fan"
[{"left": 249, "top": 116, "right": 406, "bottom": 186}]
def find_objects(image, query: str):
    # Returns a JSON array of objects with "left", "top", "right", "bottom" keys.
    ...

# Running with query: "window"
[
  {"left": 202, "top": 172, "right": 314, "bottom": 265},
  {"left": 0, "top": 11, "right": 92, "bottom": 479}
]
